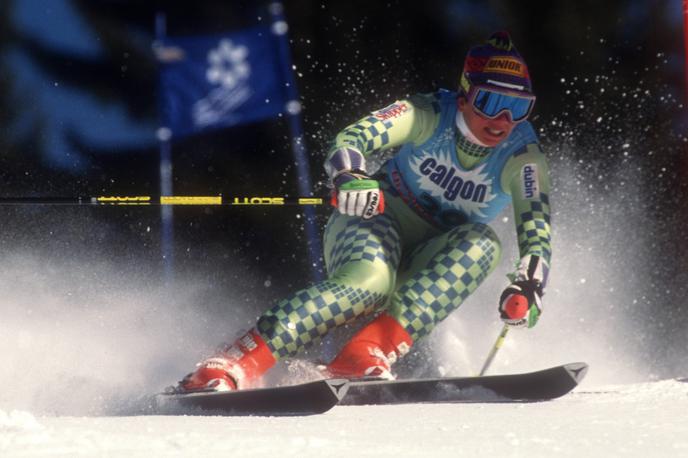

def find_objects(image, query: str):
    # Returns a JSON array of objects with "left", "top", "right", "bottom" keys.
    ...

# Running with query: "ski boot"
[
  {"left": 324, "top": 313, "right": 413, "bottom": 380},
  {"left": 177, "top": 329, "right": 276, "bottom": 392}
]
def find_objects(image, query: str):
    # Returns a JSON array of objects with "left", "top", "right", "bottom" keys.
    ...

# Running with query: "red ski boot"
[
  {"left": 178, "top": 329, "right": 276, "bottom": 392},
  {"left": 325, "top": 313, "right": 413, "bottom": 380}
]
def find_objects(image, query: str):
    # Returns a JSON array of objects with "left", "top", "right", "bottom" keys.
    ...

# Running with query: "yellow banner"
[
  {"left": 232, "top": 197, "right": 285, "bottom": 205},
  {"left": 298, "top": 198, "right": 324, "bottom": 205},
  {"left": 94, "top": 195, "right": 323, "bottom": 206},
  {"left": 160, "top": 196, "right": 223, "bottom": 205},
  {"left": 97, "top": 196, "right": 151, "bottom": 204}
]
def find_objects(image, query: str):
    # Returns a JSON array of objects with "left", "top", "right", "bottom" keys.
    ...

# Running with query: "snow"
[
  {"left": 0, "top": 128, "right": 686, "bottom": 456},
  {"left": 1, "top": 380, "right": 687, "bottom": 457},
  {"left": 1, "top": 178, "right": 686, "bottom": 456},
  {"left": 0, "top": 187, "right": 685, "bottom": 457}
]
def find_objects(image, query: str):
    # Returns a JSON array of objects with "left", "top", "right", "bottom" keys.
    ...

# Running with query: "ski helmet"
[{"left": 460, "top": 31, "right": 533, "bottom": 98}]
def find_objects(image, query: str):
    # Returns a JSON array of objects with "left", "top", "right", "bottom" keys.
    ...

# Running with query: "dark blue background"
[{"left": 0, "top": 0, "right": 686, "bottom": 377}]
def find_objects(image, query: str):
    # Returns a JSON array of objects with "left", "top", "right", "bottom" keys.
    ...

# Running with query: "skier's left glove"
[
  {"left": 499, "top": 279, "right": 543, "bottom": 329},
  {"left": 498, "top": 255, "right": 549, "bottom": 329}
]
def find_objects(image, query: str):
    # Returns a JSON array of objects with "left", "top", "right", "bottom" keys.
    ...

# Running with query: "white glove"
[{"left": 331, "top": 171, "right": 384, "bottom": 219}]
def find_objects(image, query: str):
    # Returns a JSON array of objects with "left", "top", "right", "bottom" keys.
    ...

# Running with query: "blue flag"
[{"left": 158, "top": 25, "right": 287, "bottom": 138}]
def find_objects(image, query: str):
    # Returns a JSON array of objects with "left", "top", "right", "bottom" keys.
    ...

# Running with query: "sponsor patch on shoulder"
[
  {"left": 521, "top": 163, "right": 539, "bottom": 200},
  {"left": 372, "top": 102, "right": 409, "bottom": 120}
]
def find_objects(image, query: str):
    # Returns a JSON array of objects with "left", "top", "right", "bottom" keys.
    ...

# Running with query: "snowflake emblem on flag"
[{"left": 206, "top": 39, "right": 250, "bottom": 89}]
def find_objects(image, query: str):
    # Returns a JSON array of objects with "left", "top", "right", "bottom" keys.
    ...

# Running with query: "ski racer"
[{"left": 177, "top": 31, "right": 552, "bottom": 391}]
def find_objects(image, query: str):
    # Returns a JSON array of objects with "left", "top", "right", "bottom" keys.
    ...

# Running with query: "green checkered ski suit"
[
  {"left": 257, "top": 180, "right": 502, "bottom": 358},
  {"left": 257, "top": 91, "right": 551, "bottom": 360}
]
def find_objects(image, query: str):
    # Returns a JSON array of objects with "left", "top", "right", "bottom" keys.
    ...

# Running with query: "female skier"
[{"left": 177, "top": 31, "right": 551, "bottom": 391}]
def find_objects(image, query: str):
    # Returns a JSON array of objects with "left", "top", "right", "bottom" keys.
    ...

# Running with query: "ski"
[
  {"left": 155, "top": 378, "right": 349, "bottom": 416},
  {"left": 151, "top": 363, "right": 587, "bottom": 416},
  {"left": 339, "top": 362, "right": 588, "bottom": 405}
]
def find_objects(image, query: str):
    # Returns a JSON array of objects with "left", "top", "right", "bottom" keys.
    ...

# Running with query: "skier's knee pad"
[{"left": 387, "top": 222, "right": 502, "bottom": 342}]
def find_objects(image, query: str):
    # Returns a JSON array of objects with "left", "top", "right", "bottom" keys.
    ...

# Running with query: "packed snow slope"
[
  {"left": 0, "top": 108, "right": 686, "bottom": 456},
  {"left": 1, "top": 379, "right": 687, "bottom": 457}
]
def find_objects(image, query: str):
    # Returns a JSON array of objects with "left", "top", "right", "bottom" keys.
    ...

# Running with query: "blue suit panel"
[{"left": 383, "top": 90, "right": 540, "bottom": 229}]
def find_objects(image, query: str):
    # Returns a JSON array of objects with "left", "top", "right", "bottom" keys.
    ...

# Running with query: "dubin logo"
[{"left": 522, "top": 164, "right": 538, "bottom": 199}]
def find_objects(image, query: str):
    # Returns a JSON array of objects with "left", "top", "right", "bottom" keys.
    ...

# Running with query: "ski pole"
[
  {"left": 0, "top": 196, "right": 326, "bottom": 206},
  {"left": 478, "top": 324, "right": 509, "bottom": 376}
]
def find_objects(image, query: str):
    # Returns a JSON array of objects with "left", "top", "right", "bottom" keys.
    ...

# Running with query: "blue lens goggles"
[{"left": 471, "top": 88, "right": 535, "bottom": 122}]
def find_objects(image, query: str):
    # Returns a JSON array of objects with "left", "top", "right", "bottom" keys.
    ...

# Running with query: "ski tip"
[
  {"left": 152, "top": 378, "right": 348, "bottom": 416},
  {"left": 563, "top": 362, "right": 589, "bottom": 384}
]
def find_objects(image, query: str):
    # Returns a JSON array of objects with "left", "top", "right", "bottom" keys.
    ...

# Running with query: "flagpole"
[
  {"left": 684, "top": 0, "right": 688, "bottom": 103},
  {"left": 683, "top": 0, "right": 688, "bottom": 176},
  {"left": 155, "top": 12, "right": 175, "bottom": 283},
  {"left": 683, "top": 0, "right": 687, "bottom": 104},
  {"left": 269, "top": 2, "right": 324, "bottom": 281}
]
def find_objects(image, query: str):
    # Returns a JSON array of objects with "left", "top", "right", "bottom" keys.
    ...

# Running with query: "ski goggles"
[{"left": 467, "top": 85, "right": 536, "bottom": 123}]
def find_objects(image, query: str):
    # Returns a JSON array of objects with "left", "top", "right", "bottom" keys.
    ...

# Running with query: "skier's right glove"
[
  {"left": 331, "top": 171, "right": 385, "bottom": 219},
  {"left": 325, "top": 147, "right": 384, "bottom": 219}
]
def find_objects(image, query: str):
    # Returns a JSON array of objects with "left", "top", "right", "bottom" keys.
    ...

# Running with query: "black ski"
[
  {"left": 155, "top": 378, "right": 349, "bottom": 416},
  {"left": 339, "top": 362, "right": 588, "bottom": 405},
  {"left": 151, "top": 363, "right": 587, "bottom": 416}
]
